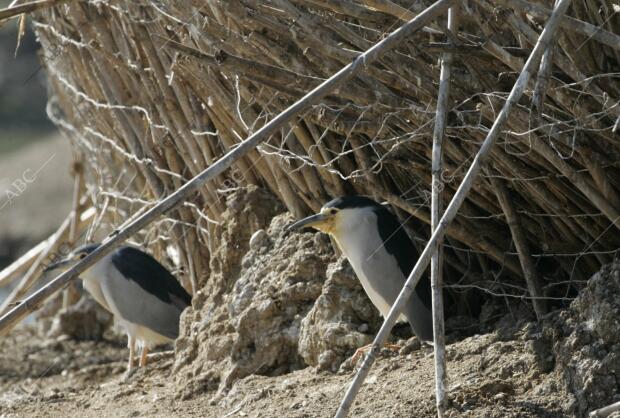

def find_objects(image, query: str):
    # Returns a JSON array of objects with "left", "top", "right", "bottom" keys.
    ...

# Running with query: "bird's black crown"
[{"left": 323, "top": 195, "right": 383, "bottom": 210}]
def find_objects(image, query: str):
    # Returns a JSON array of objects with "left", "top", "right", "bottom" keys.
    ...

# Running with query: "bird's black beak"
[
  {"left": 286, "top": 213, "right": 329, "bottom": 232},
  {"left": 43, "top": 257, "right": 73, "bottom": 273}
]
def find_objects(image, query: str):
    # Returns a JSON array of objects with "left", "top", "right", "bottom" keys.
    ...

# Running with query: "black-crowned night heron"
[
  {"left": 45, "top": 243, "right": 191, "bottom": 370},
  {"left": 288, "top": 196, "right": 433, "bottom": 348}
]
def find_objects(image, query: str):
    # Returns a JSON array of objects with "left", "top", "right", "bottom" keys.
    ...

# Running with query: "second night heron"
[
  {"left": 288, "top": 196, "right": 433, "bottom": 345},
  {"left": 45, "top": 243, "right": 191, "bottom": 370}
]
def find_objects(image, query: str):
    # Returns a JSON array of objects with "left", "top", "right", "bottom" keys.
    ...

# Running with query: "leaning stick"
[
  {"left": 63, "top": 161, "right": 85, "bottom": 309},
  {"left": 0, "top": 0, "right": 457, "bottom": 336},
  {"left": 334, "top": 1, "right": 572, "bottom": 416},
  {"left": 430, "top": 6, "right": 458, "bottom": 417},
  {"left": 490, "top": 177, "right": 547, "bottom": 319}
]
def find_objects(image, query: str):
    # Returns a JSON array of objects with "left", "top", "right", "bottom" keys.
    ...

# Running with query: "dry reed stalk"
[
  {"left": 490, "top": 176, "right": 547, "bottom": 318},
  {"left": 62, "top": 160, "right": 85, "bottom": 310},
  {"left": 499, "top": 0, "right": 620, "bottom": 50}
]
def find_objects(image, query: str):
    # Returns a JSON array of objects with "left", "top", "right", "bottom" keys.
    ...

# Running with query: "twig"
[
  {"left": 498, "top": 0, "right": 620, "bottom": 50},
  {"left": 490, "top": 177, "right": 547, "bottom": 319},
  {"left": 430, "top": 5, "right": 458, "bottom": 417},
  {"left": 531, "top": 0, "right": 558, "bottom": 122},
  {"left": 334, "top": 1, "right": 573, "bottom": 416},
  {"left": 0, "top": 0, "right": 457, "bottom": 336},
  {"left": 0, "top": 0, "right": 71, "bottom": 22}
]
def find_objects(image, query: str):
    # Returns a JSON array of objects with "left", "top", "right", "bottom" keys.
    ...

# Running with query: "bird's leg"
[
  {"left": 351, "top": 343, "right": 402, "bottom": 364},
  {"left": 127, "top": 335, "right": 136, "bottom": 371},
  {"left": 139, "top": 346, "right": 149, "bottom": 367}
]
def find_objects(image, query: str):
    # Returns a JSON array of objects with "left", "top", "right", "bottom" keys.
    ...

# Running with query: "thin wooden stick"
[
  {"left": 531, "top": 0, "right": 558, "bottom": 121},
  {"left": 0, "top": 0, "right": 457, "bottom": 336},
  {"left": 334, "top": 1, "right": 572, "bottom": 416},
  {"left": 63, "top": 160, "right": 85, "bottom": 310},
  {"left": 590, "top": 400, "right": 620, "bottom": 418},
  {"left": 0, "top": 0, "right": 71, "bottom": 22},
  {"left": 490, "top": 177, "right": 547, "bottom": 319},
  {"left": 430, "top": 6, "right": 458, "bottom": 417}
]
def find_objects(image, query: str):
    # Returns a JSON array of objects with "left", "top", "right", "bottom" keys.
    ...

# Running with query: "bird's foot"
[
  {"left": 122, "top": 366, "right": 138, "bottom": 382},
  {"left": 351, "top": 343, "right": 371, "bottom": 365},
  {"left": 139, "top": 347, "right": 149, "bottom": 368},
  {"left": 351, "top": 343, "right": 402, "bottom": 365}
]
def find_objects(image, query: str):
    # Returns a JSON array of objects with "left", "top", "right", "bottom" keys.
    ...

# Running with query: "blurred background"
[{"left": 0, "top": 9, "right": 72, "bottom": 304}]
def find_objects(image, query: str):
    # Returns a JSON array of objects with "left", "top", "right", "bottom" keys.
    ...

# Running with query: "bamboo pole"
[
  {"left": 490, "top": 177, "right": 547, "bottom": 319},
  {"left": 334, "top": 1, "right": 572, "bottom": 416},
  {"left": 430, "top": 6, "right": 458, "bottom": 417},
  {"left": 0, "top": 0, "right": 457, "bottom": 336}
]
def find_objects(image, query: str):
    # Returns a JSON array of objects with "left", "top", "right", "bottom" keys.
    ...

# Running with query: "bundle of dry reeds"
[{"left": 16, "top": 0, "right": 619, "bottom": 307}]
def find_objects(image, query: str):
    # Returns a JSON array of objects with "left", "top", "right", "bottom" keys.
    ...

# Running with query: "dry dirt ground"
[
  {"left": 0, "top": 323, "right": 573, "bottom": 418},
  {"left": 5, "top": 260, "right": 620, "bottom": 418}
]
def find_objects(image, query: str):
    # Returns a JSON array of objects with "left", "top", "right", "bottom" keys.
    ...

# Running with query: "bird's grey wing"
[
  {"left": 374, "top": 206, "right": 434, "bottom": 342},
  {"left": 403, "top": 277, "right": 434, "bottom": 342},
  {"left": 110, "top": 246, "right": 191, "bottom": 310},
  {"left": 372, "top": 256, "right": 433, "bottom": 342},
  {"left": 101, "top": 263, "right": 185, "bottom": 340}
]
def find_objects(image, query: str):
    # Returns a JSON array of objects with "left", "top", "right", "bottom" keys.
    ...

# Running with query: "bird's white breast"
[{"left": 332, "top": 208, "right": 408, "bottom": 321}]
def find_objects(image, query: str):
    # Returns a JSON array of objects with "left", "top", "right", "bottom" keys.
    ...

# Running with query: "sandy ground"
[{"left": 0, "top": 323, "right": 570, "bottom": 418}]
